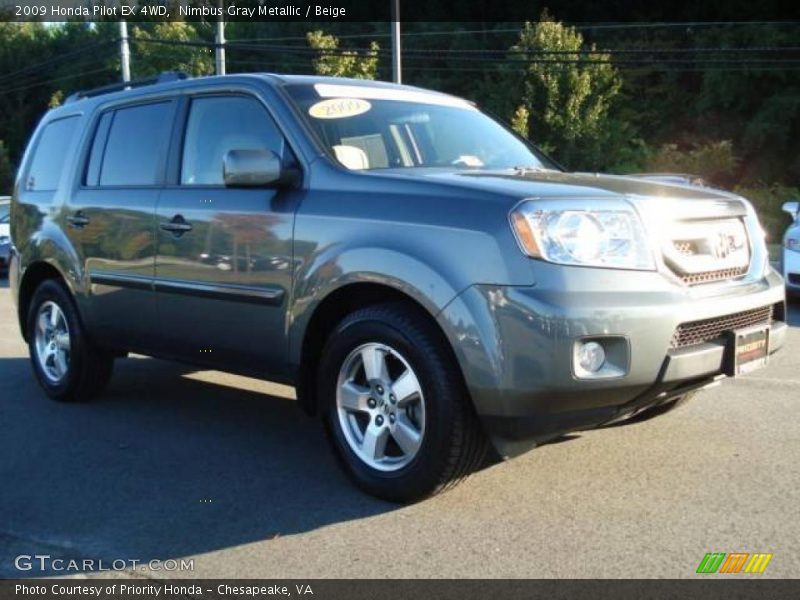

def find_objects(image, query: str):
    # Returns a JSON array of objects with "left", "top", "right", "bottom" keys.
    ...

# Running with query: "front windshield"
[{"left": 285, "top": 83, "right": 552, "bottom": 172}]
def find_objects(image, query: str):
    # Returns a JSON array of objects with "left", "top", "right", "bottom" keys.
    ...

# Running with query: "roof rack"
[{"left": 65, "top": 71, "right": 189, "bottom": 104}]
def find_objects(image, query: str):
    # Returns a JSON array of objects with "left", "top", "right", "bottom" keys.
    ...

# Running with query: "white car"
[
  {"left": 0, "top": 196, "right": 9, "bottom": 237},
  {"left": 783, "top": 200, "right": 800, "bottom": 298},
  {"left": 0, "top": 196, "right": 10, "bottom": 274}
]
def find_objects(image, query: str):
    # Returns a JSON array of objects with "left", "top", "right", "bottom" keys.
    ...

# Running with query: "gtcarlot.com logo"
[
  {"left": 14, "top": 554, "right": 194, "bottom": 573},
  {"left": 696, "top": 552, "right": 773, "bottom": 574}
]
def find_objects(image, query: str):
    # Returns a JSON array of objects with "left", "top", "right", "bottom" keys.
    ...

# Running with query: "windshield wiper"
[{"left": 512, "top": 165, "right": 552, "bottom": 174}]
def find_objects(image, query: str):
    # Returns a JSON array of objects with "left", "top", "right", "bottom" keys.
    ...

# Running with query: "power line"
[
  {"left": 225, "top": 21, "right": 800, "bottom": 43},
  {"left": 131, "top": 36, "right": 800, "bottom": 60},
  {"left": 0, "top": 40, "right": 117, "bottom": 86},
  {"left": 0, "top": 66, "right": 116, "bottom": 97},
  {"left": 399, "top": 63, "right": 800, "bottom": 73},
  {"left": 222, "top": 41, "right": 800, "bottom": 66}
]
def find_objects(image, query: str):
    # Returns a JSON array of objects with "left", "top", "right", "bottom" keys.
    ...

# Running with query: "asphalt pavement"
[{"left": 1, "top": 277, "right": 798, "bottom": 578}]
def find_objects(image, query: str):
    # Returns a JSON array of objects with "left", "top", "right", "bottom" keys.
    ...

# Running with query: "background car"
[
  {"left": 782, "top": 200, "right": 800, "bottom": 299},
  {"left": 0, "top": 196, "right": 10, "bottom": 275}
]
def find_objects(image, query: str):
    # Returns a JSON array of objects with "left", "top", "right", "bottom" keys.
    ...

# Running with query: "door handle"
[
  {"left": 66, "top": 212, "right": 90, "bottom": 229},
  {"left": 160, "top": 214, "right": 193, "bottom": 236}
]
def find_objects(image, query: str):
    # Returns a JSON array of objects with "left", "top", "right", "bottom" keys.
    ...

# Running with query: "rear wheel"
[
  {"left": 319, "top": 303, "right": 487, "bottom": 502},
  {"left": 27, "top": 279, "right": 114, "bottom": 402}
]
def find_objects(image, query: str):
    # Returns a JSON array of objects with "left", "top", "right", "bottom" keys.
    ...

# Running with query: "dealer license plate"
[{"left": 731, "top": 325, "right": 770, "bottom": 376}]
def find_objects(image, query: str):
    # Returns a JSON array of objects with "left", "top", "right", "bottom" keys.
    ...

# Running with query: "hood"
[{"left": 369, "top": 167, "right": 743, "bottom": 205}]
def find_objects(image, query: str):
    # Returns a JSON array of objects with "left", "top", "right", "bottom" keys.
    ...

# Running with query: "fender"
[
  {"left": 288, "top": 245, "right": 464, "bottom": 368},
  {"left": 14, "top": 214, "right": 87, "bottom": 336}
]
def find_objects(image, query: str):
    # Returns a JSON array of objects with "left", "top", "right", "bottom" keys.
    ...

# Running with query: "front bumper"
[{"left": 438, "top": 266, "right": 786, "bottom": 456}]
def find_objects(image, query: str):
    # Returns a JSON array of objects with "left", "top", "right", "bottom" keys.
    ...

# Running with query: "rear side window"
[
  {"left": 181, "top": 96, "right": 284, "bottom": 185},
  {"left": 26, "top": 116, "right": 79, "bottom": 191},
  {"left": 93, "top": 102, "right": 173, "bottom": 187}
]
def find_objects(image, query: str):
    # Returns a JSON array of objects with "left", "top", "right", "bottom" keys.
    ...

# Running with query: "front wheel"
[
  {"left": 27, "top": 279, "right": 114, "bottom": 402},
  {"left": 319, "top": 303, "right": 487, "bottom": 502}
]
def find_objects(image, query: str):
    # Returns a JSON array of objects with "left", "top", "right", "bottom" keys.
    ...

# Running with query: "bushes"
[
  {"left": 644, "top": 140, "right": 738, "bottom": 187},
  {"left": 733, "top": 183, "right": 799, "bottom": 243},
  {"left": 636, "top": 142, "right": 798, "bottom": 243}
]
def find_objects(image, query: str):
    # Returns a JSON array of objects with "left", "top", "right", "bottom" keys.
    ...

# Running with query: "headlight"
[
  {"left": 510, "top": 200, "right": 655, "bottom": 270},
  {"left": 786, "top": 238, "right": 800, "bottom": 253},
  {"left": 0, "top": 235, "right": 9, "bottom": 245}
]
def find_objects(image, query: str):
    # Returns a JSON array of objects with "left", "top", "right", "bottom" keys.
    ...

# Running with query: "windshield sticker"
[
  {"left": 309, "top": 98, "right": 372, "bottom": 120},
  {"left": 314, "top": 83, "right": 477, "bottom": 110}
]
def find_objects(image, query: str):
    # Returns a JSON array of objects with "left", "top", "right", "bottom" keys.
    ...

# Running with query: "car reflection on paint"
[{"left": 198, "top": 252, "right": 291, "bottom": 272}]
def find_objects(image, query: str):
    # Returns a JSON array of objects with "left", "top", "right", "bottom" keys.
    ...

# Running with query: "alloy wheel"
[
  {"left": 34, "top": 301, "right": 71, "bottom": 383},
  {"left": 336, "top": 342, "right": 426, "bottom": 472}
]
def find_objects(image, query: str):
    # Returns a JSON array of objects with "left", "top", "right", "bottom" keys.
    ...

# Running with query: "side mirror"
[
  {"left": 782, "top": 201, "right": 799, "bottom": 217},
  {"left": 223, "top": 149, "right": 284, "bottom": 187}
]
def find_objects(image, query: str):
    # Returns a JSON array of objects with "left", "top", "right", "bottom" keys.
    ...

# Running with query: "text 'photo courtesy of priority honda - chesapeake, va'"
[{"left": 0, "top": 1, "right": 798, "bottom": 598}]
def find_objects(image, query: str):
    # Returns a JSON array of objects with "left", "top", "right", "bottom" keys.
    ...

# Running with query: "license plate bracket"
[{"left": 726, "top": 324, "right": 770, "bottom": 376}]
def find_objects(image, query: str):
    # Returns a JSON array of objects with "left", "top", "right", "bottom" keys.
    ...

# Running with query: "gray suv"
[{"left": 9, "top": 73, "right": 787, "bottom": 501}]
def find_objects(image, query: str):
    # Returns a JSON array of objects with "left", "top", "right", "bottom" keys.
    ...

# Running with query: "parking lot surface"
[{"left": 1, "top": 278, "right": 798, "bottom": 578}]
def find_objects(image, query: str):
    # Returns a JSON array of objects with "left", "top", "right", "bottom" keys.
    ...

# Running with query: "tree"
[
  {"left": 509, "top": 12, "right": 622, "bottom": 168},
  {"left": 306, "top": 31, "right": 379, "bottom": 79},
  {"left": 510, "top": 105, "right": 530, "bottom": 138},
  {"left": 131, "top": 22, "right": 214, "bottom": 77},
  {"left": 0, "top": 140, "right": 12, "bottom": 194}
]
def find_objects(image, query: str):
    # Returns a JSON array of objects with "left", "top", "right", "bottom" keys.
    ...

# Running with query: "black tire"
[
  {"left": 27, "top": 279, "right": 114, "bottom": 402},
  {"left": 630, "top": 391, "right": 696, "bottom": 422},
  {"left": 319, "top": 303, "right": 488, "bottom": 503}
]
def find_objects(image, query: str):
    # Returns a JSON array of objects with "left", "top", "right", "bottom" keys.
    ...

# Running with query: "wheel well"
[
  {"left": 296, "top": 283, "right": 456, "bottom": 415},
  {"left": 18, "top": 262, "right": 65, "bottom": 341}
]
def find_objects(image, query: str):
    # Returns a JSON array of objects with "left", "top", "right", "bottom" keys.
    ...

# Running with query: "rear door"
[
  {"left": 154, "top": 93, "right": 298, "bottom": 378},
  {"left": 72, "top": 99, "right": 177, "bottom": 350}
]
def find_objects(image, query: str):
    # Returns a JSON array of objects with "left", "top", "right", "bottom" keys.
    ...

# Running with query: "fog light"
[{"left": 577, "top": 341, "right": 606, "bottom": 373}]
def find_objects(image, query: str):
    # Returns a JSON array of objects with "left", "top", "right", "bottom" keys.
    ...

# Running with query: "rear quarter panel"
[{"left": 10, "top": 107, "right": 92, "bottom": 332}]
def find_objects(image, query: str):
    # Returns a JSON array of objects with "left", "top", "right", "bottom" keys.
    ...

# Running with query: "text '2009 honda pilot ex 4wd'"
[{"left": 9, "top": 73, "right": 787, "bottom": 502}]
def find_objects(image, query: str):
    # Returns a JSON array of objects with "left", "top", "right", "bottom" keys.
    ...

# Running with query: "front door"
[{"left": 154, "top": 94, "right": 297, "bottom": 378}]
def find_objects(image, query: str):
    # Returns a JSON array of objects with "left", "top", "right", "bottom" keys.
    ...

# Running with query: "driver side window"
[{"left": 181, "top": 96, "right": 285, "bottom": 186}]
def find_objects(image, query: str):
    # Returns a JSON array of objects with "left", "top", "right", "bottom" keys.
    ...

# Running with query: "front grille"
[
  {"left": 664, "top": 218, "right": 751, "bottom": 286},
  {"left": 670, "top": 305, "right": 773, "bottom": 349},
  {"left": 680, "top": 266, "right": 749, "bottom": 286},
  {"left": 673, "top": 241, "right": 695, "bottom": 256}
]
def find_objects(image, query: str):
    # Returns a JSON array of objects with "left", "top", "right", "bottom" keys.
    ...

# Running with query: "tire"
[
  {"left": 27, "top": 279, "right": 114, "bottom": 402},
  {"left": 631, "top": 391, "right": 696, "bottom": 422},
  {"left": 318, "top": 303, "right": 487, "bottom": 502}
]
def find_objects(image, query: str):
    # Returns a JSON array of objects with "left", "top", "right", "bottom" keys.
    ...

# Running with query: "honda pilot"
[{"left": 9, "top": 73, "right": 787, "bottom": 501}]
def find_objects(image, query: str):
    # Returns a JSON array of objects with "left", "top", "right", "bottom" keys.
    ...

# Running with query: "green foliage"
[
  {"left": 510, "top": 105, "right": 530, "bottom": 139},
  {"left": 0, "top": 140, "right": 12, "bottom": 195},
  {"left": 509, "top": 12, "right": 622, "bottom": 169},
  {"left": 48, "top": 90, "right": 64, "bottom": 109},
  {"left": 131, "top": 22, "right": 214, "bottom": 77},
  {"left": 0, "top": 18, "right": 799, "bottom": 198},
  {"left": 645, "top": 140, "right": 738, "bottom": 186},
  {"left": 0, "top": 22, "right": 118, "bottom": 164},
  {"left": 306, "top": 31, "right": 379, "bottom": 79},
  {"left": 734, "top": 183, "right": 800, "bottom": 244}
]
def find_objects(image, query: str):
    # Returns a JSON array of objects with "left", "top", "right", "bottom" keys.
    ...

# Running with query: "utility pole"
[
  {"left": 391, "top": 0, "right": 401, "bottom": 84},
  {"left": 119, "top": 20, "right": 131, "bottom": 82},
  {"left": 215, "top": 0, "right": 226, "bottom": 75}
]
